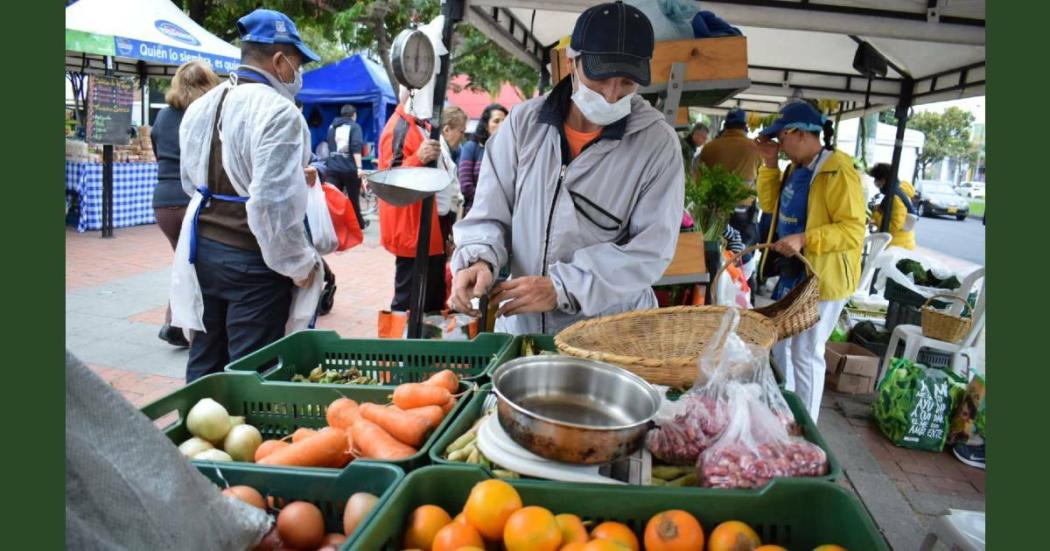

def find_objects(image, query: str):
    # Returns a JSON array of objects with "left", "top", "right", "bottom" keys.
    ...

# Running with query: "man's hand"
[
  {"left": 491, "top": 276, "right": 558, "bottom": 318},
  {"left": 450, "top": 261, "right": 493, "bottom": 316},
  {"left": 754, "top": 136, "right": 780, "bottom": 168},
  {"left": 416, "top": 139, "right": 441, "bottom": 165},
  {"left": 304, "top": 166, "right": 318, "bottom": 187},
  {"left": 773, "top": 232, "right": 806, "bottom": 257}
]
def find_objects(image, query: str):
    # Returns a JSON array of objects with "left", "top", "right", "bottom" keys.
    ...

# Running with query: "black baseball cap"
[{"left": 570, "top": 1, "right": 655, "bottom": 86}]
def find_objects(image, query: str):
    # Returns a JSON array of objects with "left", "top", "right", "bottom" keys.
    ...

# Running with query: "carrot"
[
  {"left": 359, "top": 403, "right": 434, "bottom": 447},
  {"left": 424, "top": 369, "right": 459, "bottom": 393},
  {"left": 395, "top": 404, "right": 445, "bottom": 428},
  {"left": 351, "top": 419, "right": 417, "bottom": 460},
  {"left": 326, "top": 397, "right": 360, "bottom": 430},
  {"left": 392, "top": 383, "right": 451, "bottom": 410},
  {"left": 258, "top": 427, "right": 353, "bottom": 468},
  {"left": 440, "top": 397, "right": 456, "bottom": 415},
  {"left": 254, "top": 439, "right": 290, "bottom": 462},
  {"left": 290, "top": 427, "right": 317, "bottom": 443}
]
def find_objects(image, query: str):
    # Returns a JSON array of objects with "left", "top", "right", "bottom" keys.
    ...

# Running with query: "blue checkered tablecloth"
[{"left": 65, "top": 161, "right": 158, "bottom": 232}]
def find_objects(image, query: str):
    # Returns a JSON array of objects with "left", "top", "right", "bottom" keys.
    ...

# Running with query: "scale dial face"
[{"left": 391, "top": 29, "right": 435, "bottom": 89}]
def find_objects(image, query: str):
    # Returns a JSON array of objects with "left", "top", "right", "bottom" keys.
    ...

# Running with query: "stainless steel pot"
[{"left": 490, "top": 355, "right": 662, "bottom": 465}]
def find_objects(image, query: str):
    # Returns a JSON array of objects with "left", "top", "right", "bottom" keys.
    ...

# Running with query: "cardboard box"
[{"left": 825, "top": 342, "right": 879, "bottom": 395}]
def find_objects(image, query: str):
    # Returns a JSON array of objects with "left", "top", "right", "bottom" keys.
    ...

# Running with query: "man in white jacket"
[
  {"left": 170, "top": 9, "right": 322, "bottom": 381},
  {"left": 449, "top": 1, "right": 685, "bottom": 335}
]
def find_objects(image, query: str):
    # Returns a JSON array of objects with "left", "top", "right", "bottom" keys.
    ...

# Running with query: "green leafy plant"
[{"left": 684, "top": 163, "right": 755, "bottom": 242}]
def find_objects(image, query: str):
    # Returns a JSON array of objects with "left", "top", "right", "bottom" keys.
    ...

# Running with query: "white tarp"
[{"left": 66, "top": 0, "right": 240, "bottom": 76}]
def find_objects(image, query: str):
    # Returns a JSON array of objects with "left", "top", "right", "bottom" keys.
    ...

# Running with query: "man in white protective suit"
[{"left": 170, "top": 8, "right": 323, "bottom": 382}]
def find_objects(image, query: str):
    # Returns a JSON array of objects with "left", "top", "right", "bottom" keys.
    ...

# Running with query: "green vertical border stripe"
[{"left": 65, "top": 29, "right": 115, "bottom": 56}]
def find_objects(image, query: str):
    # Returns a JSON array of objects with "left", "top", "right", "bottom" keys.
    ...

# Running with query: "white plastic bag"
[{"left": 305, "top": 182, "right": 338, "bottom": 255}]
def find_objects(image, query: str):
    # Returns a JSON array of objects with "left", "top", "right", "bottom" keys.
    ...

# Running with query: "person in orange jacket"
[{"left": 377, "top": 91, "right": 447, "bottom": 313}]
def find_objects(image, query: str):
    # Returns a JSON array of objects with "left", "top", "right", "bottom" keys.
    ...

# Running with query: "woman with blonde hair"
[{"left": 152, "top": 60, "right": 220, "bottom": 347}]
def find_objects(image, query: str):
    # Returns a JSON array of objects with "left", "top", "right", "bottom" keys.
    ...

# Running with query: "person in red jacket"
[{"left": 377, "top": 95, "right": 447, "bottom": 312}]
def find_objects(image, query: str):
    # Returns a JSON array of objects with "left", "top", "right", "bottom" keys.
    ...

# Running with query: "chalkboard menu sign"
[{"left": 87, "top": 75, "right": 134, "bottom": 146}]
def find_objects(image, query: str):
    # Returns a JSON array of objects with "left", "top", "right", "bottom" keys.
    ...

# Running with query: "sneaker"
[
  {"left": 158, "top": 323, "right": 190, "bottom": 348},
  {"left": 952, "top": 443, "right": 986, "bottom": 470}
]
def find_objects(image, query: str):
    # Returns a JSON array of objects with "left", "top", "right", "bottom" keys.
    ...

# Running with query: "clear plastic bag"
[
  {"left": 697, "top": 382, "right": 828, "bottom": 489},
  {"left": 645, "top": 309, "right": 797, "bottom": 464},
  {"left": 305, "top": 182, "right": 338, "bottom": 255}
]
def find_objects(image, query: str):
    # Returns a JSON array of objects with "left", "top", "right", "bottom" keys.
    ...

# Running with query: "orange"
[
  {"left": 555, "top": 514, "right": 589, "bottom": 545},
  {"left": 403, "top": 505, "right": 453, "bottom": 551},
  {"left": 560, "top": 543, "right": 589, "bottom": 551},
  {"left": 707, "top": 520, "right": 761, "bottom": 551},
  {"left": 454, "top": 547, "right": 485, "bottom": 551},
  {"left": 431, "top": 522, "right": 484, "bottom": 551},
  {"left": 581, "top": 540, "right": 631, "bottom": 551},
  {"left": 755, "top": 546, "right": 789, "bottom": 551},
  {"left": 503, "top": 506, "right": 562, "bottom": 551},
  {"left": 590, "top": 521, "right": 639, "bottom": 551},
  {"left": 454, "top": 512, "right": 470, "bottom": 525},
  {"left": 812, "top": 546, "right": 847, "bottom": 551},
  {"left": 643, "top": 510, "right": 705, "bottom": 551},
  {"left": 463, "top": 479, "right": 523, "bottom": 540}
]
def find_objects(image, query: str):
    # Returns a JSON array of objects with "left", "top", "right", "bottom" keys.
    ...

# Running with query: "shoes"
[
  {"left": 158, "top": 323, "right": 190, "bottom": 348},
  {"left": 952, "top": 443, "right": 985, "bottom": 470}
]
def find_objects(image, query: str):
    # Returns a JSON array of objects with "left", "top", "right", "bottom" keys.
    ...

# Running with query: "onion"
[
  {"left": 177, "top": 437, "right": 215, "bottom": 458},
  {"left": 193, "top": 449, "right": 233, "bottom": 462},
  {"left": 187, "top": 398, "right": 231, "bottom": 443},
  {"left": 343, "top": 492, "right": 379, "bottom": 536},
  {"left": 229, "top": 416, "right": 246, "bottom": 427},
  {"left": 224, "top": 424, "right": 263, "bottom": 462}
]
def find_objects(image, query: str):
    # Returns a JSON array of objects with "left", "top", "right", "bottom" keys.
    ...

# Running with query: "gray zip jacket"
[{"left": 452, "top": 78, "right": 685, "bottom": 335}]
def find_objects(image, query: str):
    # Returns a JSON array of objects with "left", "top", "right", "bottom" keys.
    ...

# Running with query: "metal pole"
[
  {"left": 879, "top": 78, "right": 914, "bottom": 233},
  {"left": 102, "top": 56, "right": 115, "bottom": 238},
  {"left": 407, "top": 0, "right": 464, "bottom": 339},
  {"left": 138, "top": 61, "right": 148, "bottom": 126}
]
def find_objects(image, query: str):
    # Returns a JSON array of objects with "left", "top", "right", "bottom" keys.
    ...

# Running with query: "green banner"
[{"left": 66, "top": 29, "right": 115, "bottom": 56}]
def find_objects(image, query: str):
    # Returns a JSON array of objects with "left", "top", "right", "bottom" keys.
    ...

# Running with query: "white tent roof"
[
  {"left": 466, "top": 0, "right": 985, "bottom": 116},
  {"left": 66, "top": 0, "right": 241, "bottom": 77}
]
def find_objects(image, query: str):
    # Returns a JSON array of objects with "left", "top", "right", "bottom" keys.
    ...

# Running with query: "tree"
[{"left": 908, "top": 106, "right": 975, "bottom": 180}]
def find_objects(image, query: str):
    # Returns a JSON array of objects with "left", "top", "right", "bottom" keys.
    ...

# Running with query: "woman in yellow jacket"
[
  {"left": 755, "top": 101, "right": 866, "bottom": 421},
  {"left": 868, "top": 163, "right": 917, "bottom": 249}
]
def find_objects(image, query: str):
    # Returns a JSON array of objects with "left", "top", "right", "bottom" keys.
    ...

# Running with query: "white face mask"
[
  {"left": 277, "top": 55, "right": 303, "bottom": 98},
  {"left": 570, "top": 65, "right": 633, "bottom": 126}
]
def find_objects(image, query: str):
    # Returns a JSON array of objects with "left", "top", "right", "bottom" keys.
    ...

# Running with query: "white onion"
[
  {"left": 177, "top": 437, "right": 214, "bottom": 458},
  {"left": 186, "top": 398, "right": 231, "bottom": 443},
  {"left": 224, "top": 424, "right": 263, "bottom": 462},
  {"left": 193, "top": 449, "right": 233, "bottom": 462},
  {"left": 343, "top": 492, "right": 379, "bottom": 535},
  {"left": 229, "top": 416, "right": 246, "bottom": 427}
]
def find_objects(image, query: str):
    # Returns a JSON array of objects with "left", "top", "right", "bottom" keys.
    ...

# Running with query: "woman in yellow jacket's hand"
[{"left": 753, "top": 101, "right": 866, "bottom": 422}]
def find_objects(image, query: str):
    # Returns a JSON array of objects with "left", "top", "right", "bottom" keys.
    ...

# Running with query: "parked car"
[
  {"left": 955, "top": 180, "right": 986, "bottom": 199},
  {"left": 915, "top": 180, "right": 970, "bottom": 221}
]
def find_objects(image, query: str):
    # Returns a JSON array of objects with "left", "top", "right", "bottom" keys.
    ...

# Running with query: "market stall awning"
[
  {"left": 65, "top": 0, "right": 241, "bottom": 78},
  {"left": 466, "top": 0, "right": 985, "bottom": 116},
  {"left": 297, "top": 54, "right": 398, "bottom": 151}
]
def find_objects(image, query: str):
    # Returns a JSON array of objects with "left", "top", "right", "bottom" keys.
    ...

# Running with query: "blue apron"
[{"left": 772, "top": 162, "right": 815, "bottom": 300}]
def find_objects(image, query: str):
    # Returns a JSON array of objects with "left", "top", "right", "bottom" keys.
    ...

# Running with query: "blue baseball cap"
[
  {"left": 724, "top": 108, "right": 747, "bottom": 127},
  {"left": 759, "top": 101, "right": 827, "bottom": 138},
  {"left": 570, "top": 1, "right": 655, "bottom": 86},
  {"left": 237, "top": 9, "right": 320, "bottom": 63}
]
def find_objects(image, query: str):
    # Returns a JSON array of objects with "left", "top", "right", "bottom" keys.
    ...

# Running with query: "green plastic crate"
[
  {"left": 195, "top": 461, "right": 403, "bottom": 549},
  {"left": 141, "top": 372, "right": 467, "bottom": 472},
  {"left": 224, "top": 330, "right": 515, "bottom": 384},
  {"left": 350, "top": 465, "right": 888, "bottom": 551},
  {"left": 429, "top": 384, "right": 841, "bottom": 483}
]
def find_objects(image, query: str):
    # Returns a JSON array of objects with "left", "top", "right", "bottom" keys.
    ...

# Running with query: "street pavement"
[{"left": 915, "top": 215, "right": 986, "bottom": 266}]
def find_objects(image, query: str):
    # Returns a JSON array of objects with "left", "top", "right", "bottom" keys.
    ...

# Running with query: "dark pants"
[
  {"left": 392, "top": 255, "right": 447, "bottom": 313},
  {"left": 186, "top": 237, "right": 293, "bottom": 382},
  {"left": 155, "top": 206, "right": 187, "bottom": 325},
  {"left": 328, "top": 169, "right": 365, "bottom": 228}
]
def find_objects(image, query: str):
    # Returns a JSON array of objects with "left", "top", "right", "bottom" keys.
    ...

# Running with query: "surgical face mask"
[
  {"left": 277, "top": 54, "right": 303, "bottom": 98},
  {"left": 570, "top": 65, "right": 633, "bottom": 126}
]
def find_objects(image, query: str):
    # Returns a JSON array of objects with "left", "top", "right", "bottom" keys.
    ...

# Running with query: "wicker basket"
[
  {"left": 714, "top": 243, "right": 821, "bottom": 340},
  {"left": 920, "top": 293, "right": 972, "bottom": 343},
  {"left": 554, "top": 305, "right": 777, "bottom": 388}
]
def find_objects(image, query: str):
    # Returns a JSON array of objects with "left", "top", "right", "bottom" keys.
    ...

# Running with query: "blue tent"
[{"left": 297, "top": 54, "right": 397, "bottom": 158}]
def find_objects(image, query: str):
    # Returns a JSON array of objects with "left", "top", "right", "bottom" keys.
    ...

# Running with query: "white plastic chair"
[
  {"left": 919, "top": 509, "right": 985, "bottom": 550},
  {"left": 857, "top": 232, "right": 893, "bottom": 296},
  {"left": 878, "top": 267, "right": 985, "bottom": 383}
]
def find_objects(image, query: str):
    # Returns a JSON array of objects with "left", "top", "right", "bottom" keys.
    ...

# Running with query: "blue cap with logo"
[
  {"left": 237, "top": 9, "right": 320, "bottom": 63},
  {"left": 724, "top": 108, "right": 747, "bottom": 127},
  {"left": 759, "top": 101, "right": 827, "bottom": 138}
]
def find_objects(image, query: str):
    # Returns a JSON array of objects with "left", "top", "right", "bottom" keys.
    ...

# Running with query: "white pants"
[{"left": 772, "top": 298, "right": 848, "bottom": 422}]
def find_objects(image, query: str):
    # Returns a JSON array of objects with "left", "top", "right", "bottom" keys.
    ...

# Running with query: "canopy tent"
[
  {"left": 465, "top": 0, "right": 985, "bottom": 117},
  {"left": 297, "top": 54, "right": 398, "bottom": 155},
  {"left": 65, "top": 0, "right": 240, "bottom": 78}
]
